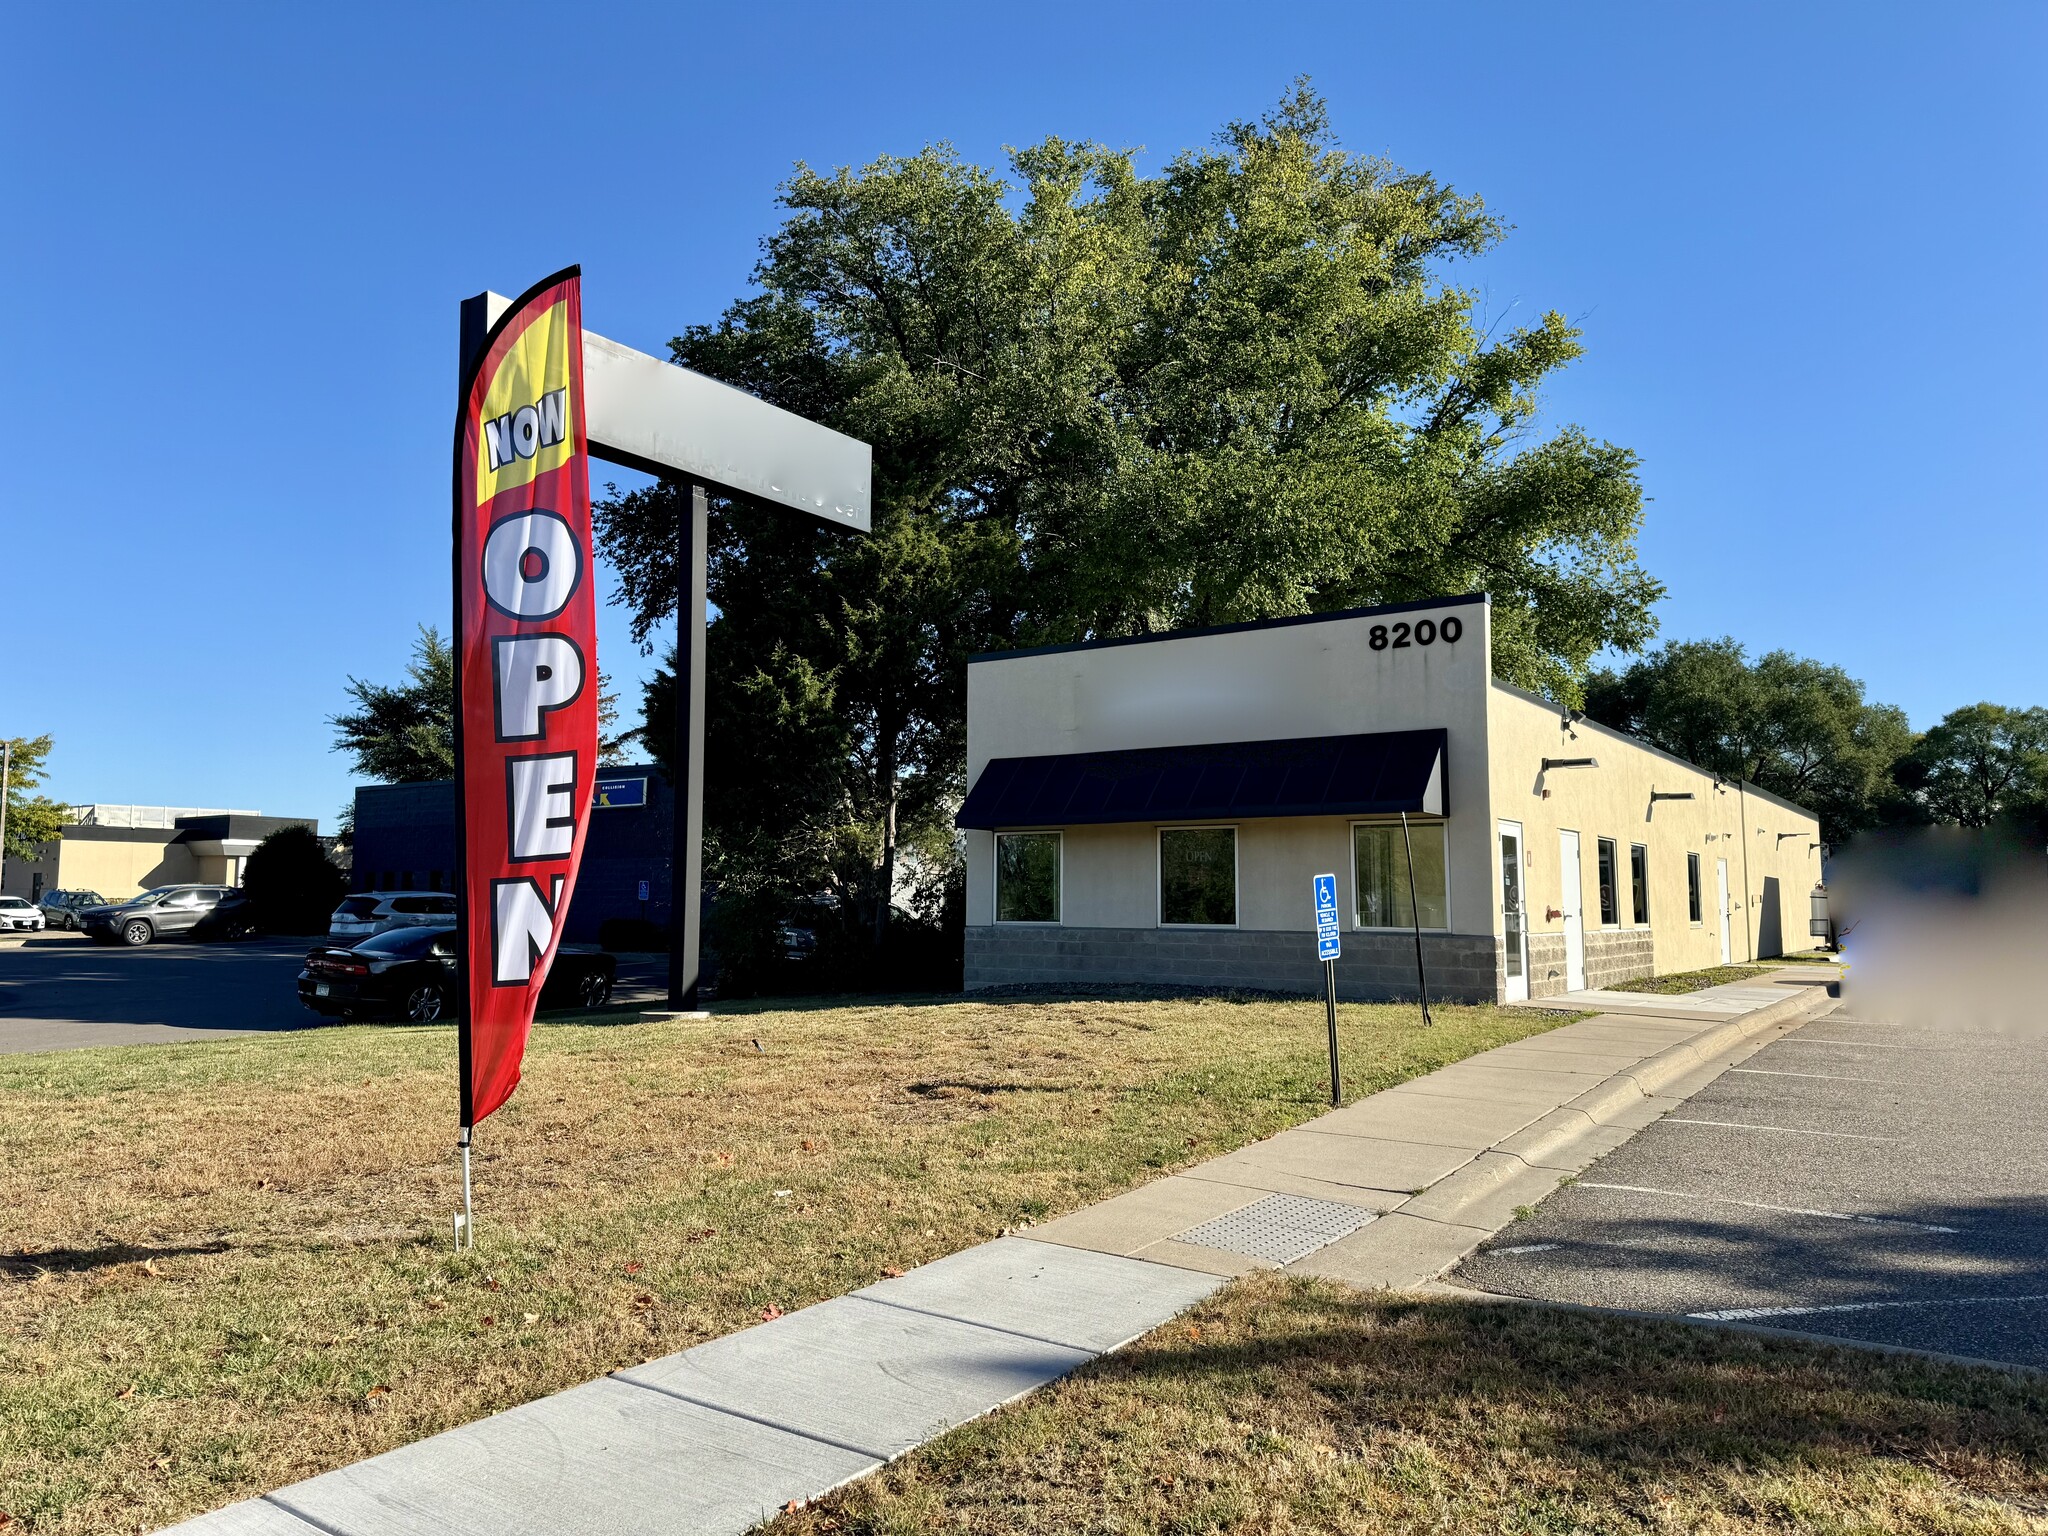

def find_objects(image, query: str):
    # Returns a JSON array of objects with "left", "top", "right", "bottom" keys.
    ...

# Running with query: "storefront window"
[
  {"left": 1159, "top": 827, "right": 1236, "bottom": 925},
  {"left": 995, "top": 832, "right": 1061, "bottom": 923},
  {"left": 1597, "top": 838, "right": 1619, "bottom": 926},
  {"left": 1631, "top": 843, "right": 1650, "bottom": 925},
  {"left": 1353, "top": 821, "right": 1448, "bottom": 929},
  {"left": 1687, "top": 853, "right": 1703, "bottom": 923}
]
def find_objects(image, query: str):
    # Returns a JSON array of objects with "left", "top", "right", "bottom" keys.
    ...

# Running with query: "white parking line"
[
  {"left": 1664, "top": 1118, "right": 1903, "bottom": 1142},
  {"left": 1729, "top": 1068, "right": 1896, "bottom": 1083},
  {"left": 1691, "top": 1294, "right": 2048, "bottom": 1322},
  {"left": 1492, "top": 1243, "right": 1561, "bottom": 1255},
  {"left": 1575, "top": 1182, "right": 1959, "bottom": 1233},
  {"left": 1770, "top": 1039, "right": 1933, "bottom": 1050}
]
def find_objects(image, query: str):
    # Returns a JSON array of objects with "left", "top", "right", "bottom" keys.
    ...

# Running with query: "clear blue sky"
[{"left": 7, "top": 2, "right": 2043, "bottom": 827}]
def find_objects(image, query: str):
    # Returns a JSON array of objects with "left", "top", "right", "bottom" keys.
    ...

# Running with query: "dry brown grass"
[
  {"left": 0, "top": 991, "right": 1566, "bottom": 1533},
  {"left": 773, "top": 1274, "right": 2048, "bottom": 1535}
]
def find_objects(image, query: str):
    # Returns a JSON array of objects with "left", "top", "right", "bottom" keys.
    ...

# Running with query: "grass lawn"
[
  {"left": 0, "top": 991, "right": 1571, "bottom": 1534},
  {"left": 1613, "top": 964, "right": 1781, "bottom": 995},
  {"left": 772, "top": 1274, "right": 2048, "bottom": 1535}
]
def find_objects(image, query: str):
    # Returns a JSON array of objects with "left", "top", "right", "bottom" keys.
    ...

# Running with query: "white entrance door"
[
  {"left": 1559, "top": 829, "right": 1586, "bottom": 991},
  {"left": 1716, "top": 858, "right": 1733, "bottom": 963},
  {"left": 1499, "top": 821, "right": 1529, "bottom": 1001}
]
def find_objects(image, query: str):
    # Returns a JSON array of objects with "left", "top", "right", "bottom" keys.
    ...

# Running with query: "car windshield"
[
  {"left": 129, "top": 891, "right": 167, "bottom": 907},
  {"left": 354, "top": 927, "right": 438, "bottom": 957},
  {"left": 336, "top": 897, "right": 383, "bottom": 919},
  {"left": 0, "top": 898, "right": 27, "bottom": 909}
]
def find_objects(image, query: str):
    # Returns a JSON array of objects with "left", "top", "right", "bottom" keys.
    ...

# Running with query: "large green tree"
[
  {"left": 1582, "top": 638, "right": 1916, "bottom": 842},
  {"left": 1897, "top": 703, "right": 2048, "bottom": 828},
  {"left": 331, "top": 625, "right": 632, "bottom": 796},
  {"left": 2, "top": 734, "right": 67, "bottom": 864},
  {"left": 331, "top": 625, "right": 457, "bottom": 785},
  {"left": 599, "top": 86, "right": 1662, "bottom": 970}
]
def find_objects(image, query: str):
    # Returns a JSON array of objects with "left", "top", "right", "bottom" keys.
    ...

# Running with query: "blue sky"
[{"left": 6, "top": 2, "right": 2043, "bottom": 827}]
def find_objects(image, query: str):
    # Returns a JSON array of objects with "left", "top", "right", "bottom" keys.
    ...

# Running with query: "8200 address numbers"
[{"left": 1369, "top": 615, "right": 1462, "bottom": 650}]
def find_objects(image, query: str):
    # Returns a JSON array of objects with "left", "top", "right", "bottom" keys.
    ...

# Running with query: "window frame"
[
  {"left": 1349, "top": 817, "right": 1452, "bottom": 933},
  {"left": 992, "top": 830, "right": 1064, "bottom": 925},
  {"left": 1596, "top": 837, "right": 1620, "bottom": 927},
  {"left": 1630, "top": 843, "right": 1650, "bottom": 927},
  {"left": 1687, "top": 852, "right": 1703, "bottom": 926},
  {"left": 1156, "top": 824, "right": 1240, "bottom": 928}
]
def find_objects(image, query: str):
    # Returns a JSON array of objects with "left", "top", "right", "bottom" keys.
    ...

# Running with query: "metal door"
[
  {"left": 1499, "top": 821, "right": 1529, "bottom": 1001},
  {"left": 1717, "top": 858, "right": 1733, "bottom": 963},
  {"left": 1559, "top": 829, "right": 1586, "bottom": 990}
]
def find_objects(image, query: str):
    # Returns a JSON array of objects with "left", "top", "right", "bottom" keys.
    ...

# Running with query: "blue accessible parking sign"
[{"left": 1313, "top": 873, "right": 1341, "bottom": 961}]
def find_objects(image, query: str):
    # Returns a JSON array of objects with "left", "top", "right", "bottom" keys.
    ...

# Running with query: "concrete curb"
[{"left": 1385, "top": 984, "right": 1838, "bottom": 1231}]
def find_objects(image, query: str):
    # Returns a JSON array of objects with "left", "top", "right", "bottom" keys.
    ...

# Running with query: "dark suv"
[
  {"left": 38, "top": 890, "right": 109, "bottom": 930},
  {"left": 82, "top": 886, "right": 256, "bottom": 946}
]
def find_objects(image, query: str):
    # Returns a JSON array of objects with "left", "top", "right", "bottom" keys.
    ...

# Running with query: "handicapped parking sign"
[{"left": 1313, "top": 873, "right": 1341, "bottom": 961}]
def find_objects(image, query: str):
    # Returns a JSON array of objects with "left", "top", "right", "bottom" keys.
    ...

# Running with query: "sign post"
[{"left": 1314, "top": 873, "right": 1342, "bottom": 1107}]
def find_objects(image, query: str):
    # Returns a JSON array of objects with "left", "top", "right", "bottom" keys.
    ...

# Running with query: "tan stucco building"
[
  {"left": 4, "top": 809, "right": 317, "bottom": 902},
  {"left": 957, "top": 595, "right": 1822, "bottom": 1002}
]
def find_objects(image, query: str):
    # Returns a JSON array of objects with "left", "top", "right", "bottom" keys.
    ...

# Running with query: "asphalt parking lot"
[
  {"left": 0, "top": 932, "right": 670, "bottom": 1053},
  {"left": 1453, "top": 1006, "right": 2048, "bottom": 1369}
]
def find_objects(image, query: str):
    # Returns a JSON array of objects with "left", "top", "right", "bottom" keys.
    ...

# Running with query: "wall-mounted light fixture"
[
  {"left": 1541, "top": 756, "right": 1599, "bottom": 771},
  {"left": 1776, "top": 832, "right": 1803, "bottom": 843},
  {"left": 1650, "top": 790, "right": 1694, "bottom": 803}
]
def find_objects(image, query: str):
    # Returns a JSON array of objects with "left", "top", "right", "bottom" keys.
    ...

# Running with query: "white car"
[
  {"left": 328, "top": 891, "right": 458, "bottom": 942},
  {"left": 0, "top": 895, "right": 47, "bottom": 932}
]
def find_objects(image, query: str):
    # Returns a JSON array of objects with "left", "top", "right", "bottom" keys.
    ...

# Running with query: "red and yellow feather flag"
[{"left": 451, "top": 267, "right": 595, "bottom": 1127}]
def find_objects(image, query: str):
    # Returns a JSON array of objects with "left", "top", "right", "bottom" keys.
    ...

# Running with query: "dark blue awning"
[{"left": 956, "top": 729, "right": 1446, "bottom": 829}]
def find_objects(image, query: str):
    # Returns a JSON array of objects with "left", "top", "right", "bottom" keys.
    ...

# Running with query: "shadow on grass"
[
  {"left": 2, "top": 1239, "right": 232, "bottom": 1277},
  {"left": 779, "top": 1276, "right": 2048, "bottom": 1532}
]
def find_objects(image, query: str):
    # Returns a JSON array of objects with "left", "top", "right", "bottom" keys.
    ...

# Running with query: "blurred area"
[{"left": 1832, "top": 820, "right": 2048, "bottom": 1030}]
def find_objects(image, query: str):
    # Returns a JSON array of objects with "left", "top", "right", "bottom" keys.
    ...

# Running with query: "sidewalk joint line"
[
  {"left": 259, "top": 1495, "right": 355, "bottom": 1535},
  {"left": 848, "top": 1292, "right": 1102, "bottom": 1355},
  {"left": 1664, "top": 1117, "right": 1905, "bottom": 1142},
  {"left": 609, "top": 1372, "right": 892, "bottom": 1463}
]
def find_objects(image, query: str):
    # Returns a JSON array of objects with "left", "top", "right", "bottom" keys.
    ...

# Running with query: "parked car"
[
  {"left": 0, "top": 895, "right": 46, "bottom": 933},
  {"left": 81, "top": 885, "right": 256, "bottom": 946},
  {"left": 327, "top": 891, "right": 458, "bottom": 942},
  {"left": 37, "top": 890, "right": 109, "bottom": 930},
  {"left": 297, "top": 926, "right": 617, "bottom": 1022}
]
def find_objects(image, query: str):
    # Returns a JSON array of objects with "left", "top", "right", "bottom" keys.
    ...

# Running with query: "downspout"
[{"left": 1737, "top": 781, "right": 1754, "bottom": 962}]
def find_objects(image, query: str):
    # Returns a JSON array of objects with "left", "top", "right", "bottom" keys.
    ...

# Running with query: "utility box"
[{"left": 1810, "top": 882, "right": 1830, "bottom": 939}]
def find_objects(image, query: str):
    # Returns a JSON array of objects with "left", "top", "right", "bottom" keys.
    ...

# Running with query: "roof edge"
[{"left": 968, "top": 593, "right": 1488, "bottom": 665}]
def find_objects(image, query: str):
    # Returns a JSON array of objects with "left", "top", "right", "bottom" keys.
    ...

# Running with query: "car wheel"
[
  {"left": 577, "top": 971, "right": 613, "bottom": 1009},
  {"left": 404, "top": 983, "right": 446, "bottom": 1023},
  {"left": 121, "top": 919, "right": 153, "bottom": 946}
]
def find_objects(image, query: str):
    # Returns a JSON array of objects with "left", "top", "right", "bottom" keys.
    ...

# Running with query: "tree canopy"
[
  {"left": 598, "top": 85, "right": 1661, "bottom": 975},
  {"left": 331, "top": 625, "right": 631, "bottom": 797},
  {"left": 1583, "top": 639, "right": 1917, "bottom": 843},
  {"left": 330, "top": 625, "right": 456, "bottom": 785},
  {"left": 1897, "top": 703, "right": 2048, "bottom": 829},
  {"left": 2, "top": 734, "right": 67, "bottom": 864}
]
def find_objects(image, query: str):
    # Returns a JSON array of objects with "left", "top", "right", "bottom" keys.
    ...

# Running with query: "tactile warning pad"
[{"left": 1172, "top": 1194, "right": 1379, "bottom": 1264}]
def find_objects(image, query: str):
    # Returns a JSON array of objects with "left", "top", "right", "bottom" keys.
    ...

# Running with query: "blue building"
[{"left": 349, "top": 765, "right": 675, "bottom": 945}]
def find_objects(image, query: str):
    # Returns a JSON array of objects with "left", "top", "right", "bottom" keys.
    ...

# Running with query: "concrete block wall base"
[{"left": 964, "top": 925, "right": 1501, "bottom": 1003}]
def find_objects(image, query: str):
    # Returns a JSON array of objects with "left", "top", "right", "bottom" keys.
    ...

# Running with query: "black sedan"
[{"left": 298, "top": 926, "right": 617, "bottom": 1023}]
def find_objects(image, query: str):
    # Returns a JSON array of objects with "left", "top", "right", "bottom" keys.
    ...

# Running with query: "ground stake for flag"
[{"left": 454, "top": 1127, "right": 474, "bottom": 1251}]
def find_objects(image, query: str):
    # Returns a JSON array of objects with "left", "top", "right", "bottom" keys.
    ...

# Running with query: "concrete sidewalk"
[{"left": 165, "top": 967, "right": 1836, "bottom": 1536}]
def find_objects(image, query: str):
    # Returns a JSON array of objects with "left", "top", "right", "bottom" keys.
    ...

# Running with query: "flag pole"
[{"left": 1401, "top": 811, "right": 1434, "bottom": 1027}]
